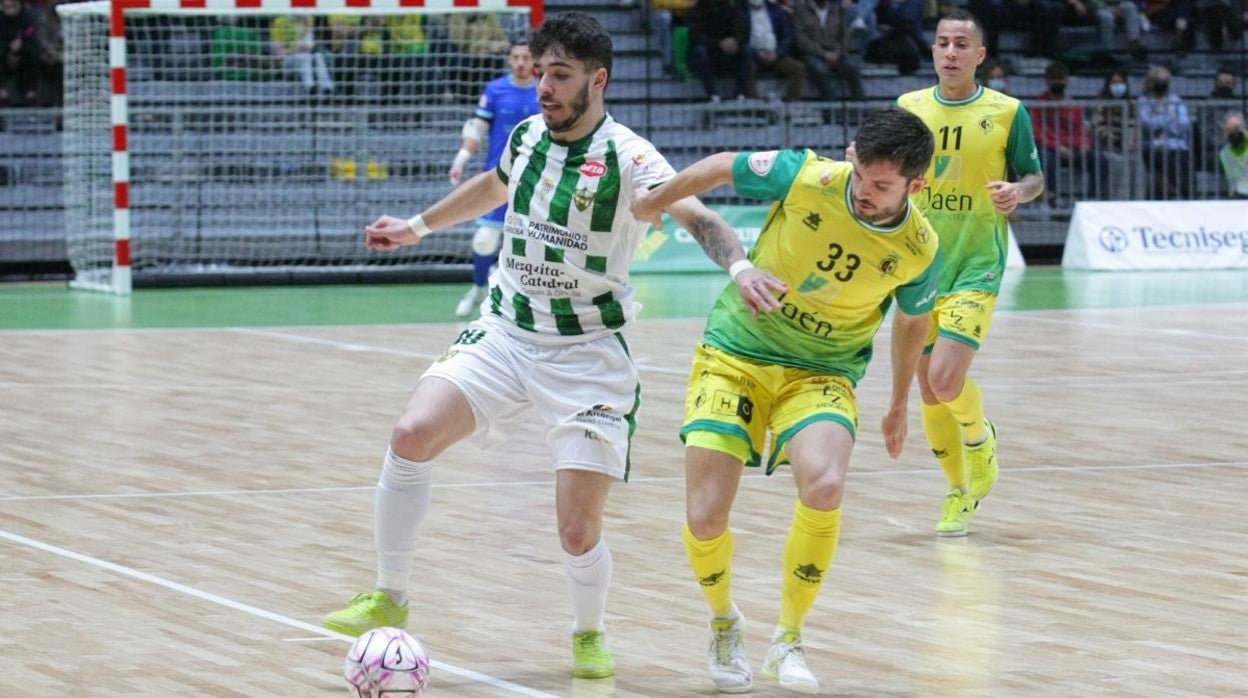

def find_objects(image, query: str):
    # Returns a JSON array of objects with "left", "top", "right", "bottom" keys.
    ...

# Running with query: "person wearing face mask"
[
  {"left": 1218, "top": 112, "right": 1248, "bottom": 198},
  {"left": 1138, "top": 64, "right": 1192, "bottom": 200},
  {"left": 1094, "top": 69, "right": 1138, "bottom": 199},
  {"left": 979, "top": 57, "right": 1010, "bottom": 95},
  {"left": 1033, "top": 61, "right": 1102, "bottom": 206}
]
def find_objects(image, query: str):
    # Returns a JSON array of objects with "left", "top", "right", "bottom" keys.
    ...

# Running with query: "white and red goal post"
[{"left": 58, "top": 0, "right": 542, "bottom": 294}]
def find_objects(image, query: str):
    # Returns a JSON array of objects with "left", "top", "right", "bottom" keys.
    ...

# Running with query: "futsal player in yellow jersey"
[
  {"left": 632, "top": 108, "right": 939, "bottom": 694},
  {"left": 897, "top": 9, "right": 1044, "bottom": 537}
]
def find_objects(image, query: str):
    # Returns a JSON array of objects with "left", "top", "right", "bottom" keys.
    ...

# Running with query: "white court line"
[
  {"left": 1004, "top": 312, "right": 1248, "bottom": 343},
  {"left": 4, "top": 460, "right": 1247, "bottom": 503},
  {"left": 231, "top": 327, "right": 694, "bottom": 377},
  {"left": 0, "top": 528, "right": 560, "bottom": 698}
]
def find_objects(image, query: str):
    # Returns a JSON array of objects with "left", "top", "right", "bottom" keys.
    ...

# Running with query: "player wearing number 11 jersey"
[
  {"left": 631, "top": 106, "right": 939, "bottom": 694},
  {"left": 897, "top": 8, "right": 1044, "bottom": 537}
]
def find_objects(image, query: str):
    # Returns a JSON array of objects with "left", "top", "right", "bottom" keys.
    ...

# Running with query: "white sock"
[
  {"left": 563, "top": 539, "right": 613, "bottom": 633},
  {"left": 373, "top": 448, "right": 433, "bottom": 604}
]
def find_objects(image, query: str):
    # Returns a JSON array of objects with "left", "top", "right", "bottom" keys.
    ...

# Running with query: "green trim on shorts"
[
  {"left": 680, "top": 421, "right": 762, "bottom": 467},
  {"left": 622, "top": 379, "right": 640, "bottom": 482},
  {"left": 934, "top": 327, "right": 982, "bottom": 351},
  {"left": 768, "top": 413, "right": 856, "bottom": 474}
]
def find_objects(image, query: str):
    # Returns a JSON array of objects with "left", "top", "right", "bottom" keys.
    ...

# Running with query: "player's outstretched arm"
[
  {"left": 630, "top": 151, "right": 738, "bottom": 225},
  {"left": 449, "top": 117, "right": 488, "bottom": 186},
  {"left": 365, "top": 170, "right": 508, "bottom": 250},
  {"left": 665, "top": 196, "right": 786, "bottom": 318},
  {"left": 881, "top": 308, "right": 931, "bottom": 459}
]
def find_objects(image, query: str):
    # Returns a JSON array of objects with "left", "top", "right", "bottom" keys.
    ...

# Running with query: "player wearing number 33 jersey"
[{"left": 703, "top": 147, "right": 941, "bottom": 386}]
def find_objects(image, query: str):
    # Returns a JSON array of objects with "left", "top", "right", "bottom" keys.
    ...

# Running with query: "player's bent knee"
[
  {"left": 558, "top": 521, "right": 601, "bottom": 555},
  {"left": 799, "top": 470, "right": 846, "bottom": 510},
  {"left": 472, "top": 226, "right": 502, "bottom": 256},
  {"left": 686, "top": 506, "right": 731, "bottom": 539},
  {"left": 928, "top": 371, "right": 965, "bottom": 404},
  {"left": 390, "top": 419, "right": 450, "bottom": 463}
]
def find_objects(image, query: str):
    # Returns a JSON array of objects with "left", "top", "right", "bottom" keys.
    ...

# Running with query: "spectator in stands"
[
  {"left": 1094, "top": 68, "right": 1138, "bottom": 198},
  {"left": 212, "top": 17, "right": 265, "bottom": 82},
  {"left": 1084, "top": 0, "right": 1147, "bottom": 60},
  {"left": 856, "top": 0, "right": 928, "bottom": 75},
  {"left": 324, "top": 15, "right": 362, "bottom": 93},
  {"left": 648, "top": 0, "right": 696, "bottom": 77},
  {"left": 448, "top": 13, "right": 508, "bottom": 99},
  {"left": 1033, "top": 61, "right": 1103, "bottom": 205},
  {"left": 270, "top": 14, "right": 335, "bottom": 94},
  {"left": 1212, "top": 65, "right": 1236, "bottom": 98},
  {"left": 33, "top": 0, "right": 62, "bottom": 106},
  {"left": 1218, "top": 112, "right": 1248, "bottom": 197},
  {"left": 383, "top": 14, "right": 437, "bottom": 100},
  {"left": 1193, "top": 0, "right": 1243, "bottom": 54},
  {"left": 967, "top": 0, "right": 1064, "bottom": 59},
  {"left": 794, "top": 0, "right": 866, "bottom": 100},
  {"left": 979, "top": 57, "right": 1011, "bottom": 94},
  {"left": 1138, "top": 63, "right": 1193, "bottom": 199},
  {"left": 688, "top": 0, "right": 752, "bottom": 101},
  {"left": 1194, "top": 65, "right": 1239, "bottom": 175},
  {"left": 742, "top": 0, "right": 808, "bottom": 101},
  {"left": 1, "top": 0, "right": 48, "bottom": 105},
  {"left": 1142, "top": 0, "right": 1196, "bottom": 56}
]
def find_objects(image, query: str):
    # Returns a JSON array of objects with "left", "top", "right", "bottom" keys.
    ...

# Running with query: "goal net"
[{"left": 58, "top": 0, "right": 538, "bottom": 293}]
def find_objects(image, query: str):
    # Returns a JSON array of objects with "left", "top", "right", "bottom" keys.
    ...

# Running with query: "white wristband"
[
  {"left": 406, "top": 214, "right": 432, "bottom": 238},
  {"left": 451, "top": 147, "right": 472, "bottom": 172},
  {"left": 729, "top": 259, "right": 754, "bottom": 280}
]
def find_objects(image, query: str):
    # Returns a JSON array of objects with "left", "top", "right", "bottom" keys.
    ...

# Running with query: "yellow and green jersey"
[
  {"left": 703, "top": 149, "right": 941, "bottom": 385},
  {"left": 493, "top": 114, "right": 677, "bottom": 343},
  {"left": 898, "top": 85, "right": 1040, "bottom": 294}
]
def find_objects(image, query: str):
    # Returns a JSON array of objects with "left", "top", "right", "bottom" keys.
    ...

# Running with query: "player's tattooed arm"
[
  {"left": 685, "top": 210, "right": 740, "bottom": 270},
  {"left": 666, "top": 197, "right": 786, "bottom": 318}
]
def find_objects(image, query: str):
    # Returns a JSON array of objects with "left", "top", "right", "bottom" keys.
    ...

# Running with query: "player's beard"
[
  {"left": 855, "top": 197, "right": 908, "bottom": 226},
  {"left": 542, "top": 82, "right": 591, "bottom": 135}
]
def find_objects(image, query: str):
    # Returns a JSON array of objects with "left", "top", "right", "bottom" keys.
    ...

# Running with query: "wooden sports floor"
[{"left": 2, "top": 268, "right": 1247, "bottom": 697}]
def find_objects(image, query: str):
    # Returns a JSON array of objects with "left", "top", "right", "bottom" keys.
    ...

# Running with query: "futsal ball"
[{"left": 344, "top": 627, "right": 431, "bottom": 697}]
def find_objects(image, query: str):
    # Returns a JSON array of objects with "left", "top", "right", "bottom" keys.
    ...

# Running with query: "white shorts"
[{"left": 420, "top": 317, "right": 641, "bottom": 480}]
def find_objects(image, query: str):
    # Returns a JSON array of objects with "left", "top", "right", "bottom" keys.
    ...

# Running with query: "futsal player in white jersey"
[{"left": 323, "top": 11, "right": 787, "bottom": 680}]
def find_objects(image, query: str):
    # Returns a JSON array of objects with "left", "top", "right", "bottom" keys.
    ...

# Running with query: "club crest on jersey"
[
  {"left": 878, "top": 252, "right": 901, "bottom": 277},
  {"left": 819, "top": 168, "right": 833, "bottom": 186},
  {"left": 574, "top": 186, "right": 595, "bottom": 211},
  {"left": 541, "top": 178, "right": 555, "bottom": 195},
  {"left": 978, "top": 115, "right": 994, "bottom": 134},
  {"left": 748, "top": 151, "right": 777, "bottom": 176},
  {"left": 580, "top": 161, "right": 607, "bottom": 178}
]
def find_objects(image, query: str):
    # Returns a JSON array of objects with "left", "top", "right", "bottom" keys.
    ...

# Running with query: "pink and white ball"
[{"left": 344, "top": 627, "right": 431, "bottom": 697}]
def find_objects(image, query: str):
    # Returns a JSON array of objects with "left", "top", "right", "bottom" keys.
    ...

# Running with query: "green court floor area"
[{"left": 1, "top": 267, "right": 1246, "bottom": 331}]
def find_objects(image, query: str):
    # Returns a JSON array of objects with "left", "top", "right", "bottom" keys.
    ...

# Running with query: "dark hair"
[
  {"left": 1045, "top": 61, "right": 1069, "bottom": 80},
  {"left": 939, "top": 8, "right": 984, "bottom": 40},
  {"left": 509, "top": 37, "right": 529, "bottom": 52},
  {"left": 529, "top": 11, "right": 614, "bottom": 77},
  {"left": 853, "top": 107, "right": 935, "bottom": 180}
]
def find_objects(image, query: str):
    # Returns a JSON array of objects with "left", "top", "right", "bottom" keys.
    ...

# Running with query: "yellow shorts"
[
  {"left": 924, "top": 290, "right": 998, "bottom": 351},
  {"left": 680, "top": 343, "right": 858, "bottom": 474}
]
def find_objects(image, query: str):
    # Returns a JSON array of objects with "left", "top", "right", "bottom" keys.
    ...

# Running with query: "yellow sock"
[
  {"left": 778, "top": 501, "right": 841, "bottom": 632},
  {"left": 944, "top": 377, "right": 986, "bottom": 444},
  {"left": 683, "top": 524, "right": 736, "bottom": 618},
  {"left": 924, "top": 401, "right": 968, "bottom": 489}
]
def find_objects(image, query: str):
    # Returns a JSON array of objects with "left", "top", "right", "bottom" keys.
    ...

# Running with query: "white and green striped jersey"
[{"left": 491, "top": 113, "right": 676, "bottom": 343}]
